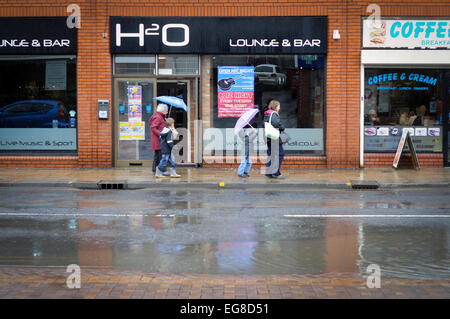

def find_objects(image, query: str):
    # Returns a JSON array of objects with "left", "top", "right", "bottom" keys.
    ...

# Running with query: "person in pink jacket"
[{"left": 149, "top": 104, "right": 168, "bottom": 174}]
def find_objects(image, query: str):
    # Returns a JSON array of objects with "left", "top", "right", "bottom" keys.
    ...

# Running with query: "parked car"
[
  {"left": 0, "top": 100, "right": 69, "bottom": 128},
  {"left": 254, "top": 64, "right": 287, "bottom": 87}
]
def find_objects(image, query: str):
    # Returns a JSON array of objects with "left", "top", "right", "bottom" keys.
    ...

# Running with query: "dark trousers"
[
  {"left": 152, "top": 150, "right": 162, "bottom": 173},
  {"left": 265, "top": 139, "right": 285, "bottom": 176}
]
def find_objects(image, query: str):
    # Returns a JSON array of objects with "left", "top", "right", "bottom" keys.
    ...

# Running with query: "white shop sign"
[
  {"left": 0, "top": 128, "right": 77, "bottom": 150},
  {"left": 363, "top": 19, "right": 450, "bottom": 49},
  {"left": 203, "top": 128, "right": 323, "bottom": 152}
]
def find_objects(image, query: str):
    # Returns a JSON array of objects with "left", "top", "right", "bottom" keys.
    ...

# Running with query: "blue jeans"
[
  {"left": 266, "top": 140, "right": 284, "bottom": 176},
  {"left": 158, "top": 153, "right": 176, "bottom": 172},
  {"left": 238, "top": 154, "right": 252, "bottom": 176}
]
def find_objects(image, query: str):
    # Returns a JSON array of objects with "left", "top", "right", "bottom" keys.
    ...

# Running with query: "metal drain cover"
[
  {"left": 350, "top": 180, "right": 379, "bottom": 189},
  {"left": 97, "top": 180, "right": 127, "bottom": 190}
]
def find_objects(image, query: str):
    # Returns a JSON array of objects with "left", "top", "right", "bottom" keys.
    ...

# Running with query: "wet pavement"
[
  {"left": 0, "top": 167, "right": 449, "bottom": 188},
  {"left": 0, "top": 186, "right": 449, "bottom": 298}
]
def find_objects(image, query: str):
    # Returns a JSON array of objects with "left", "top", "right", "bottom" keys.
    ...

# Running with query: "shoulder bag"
[{"left": 264, "top": 112, "right": 280, "bottom": 140}]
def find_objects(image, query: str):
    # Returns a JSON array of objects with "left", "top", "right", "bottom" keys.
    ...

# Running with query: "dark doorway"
[
  {"left": 156, "top": 81, "right": 188, "bottom": 130},
  {"left": 156, "top": 81, "right": 189, "bottom": 158}
]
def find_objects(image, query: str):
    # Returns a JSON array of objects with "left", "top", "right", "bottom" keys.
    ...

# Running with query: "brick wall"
[
  {"left": 364, "top": 153, "right": 444, "bottom": 168},
  {"left": 0, "top": 0, "right": 449, "bottom": 168},
  {"left": 0, "top": 0, "right": 112, "bottom": 168}
]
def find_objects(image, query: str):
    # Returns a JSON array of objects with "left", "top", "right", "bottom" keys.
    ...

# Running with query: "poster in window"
[
  {"left": 217, "top": 66, "right": 254, "bottom": 118},
  {"left": 119, "top": 122, "right": 131, "bottom": 140},
  {"left": 402, "top": 127, "right": 415, "bottom": 136},
  {"left": 415, "top": 127, "right": 427, "bottom": 137},
  {"left": 377, "top": 127, "right": 389, "bottom": 136},
  {"left": 127, "top": 85, "right": 142, "bottom": 120},
  {"left": 45, "top": 60, "right": 67, "bottom": 90},
  {"left": 131, "top": 121, "right": 145, "bottom": 140},
  {"left": 428, "top": 127, "right": 440, "bottom": 137}
]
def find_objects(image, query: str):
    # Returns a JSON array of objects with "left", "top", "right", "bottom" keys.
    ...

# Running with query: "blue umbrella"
[{"left": 153, "top": 96, "right": 188, "bottom": 113}]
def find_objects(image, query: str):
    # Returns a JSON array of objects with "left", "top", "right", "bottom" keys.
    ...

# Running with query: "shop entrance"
[
  {"left": 156, "top": 81, "right": 189, "bottom": 161},
  {"left": 113, "top": 78, "right": 156, "bottom": 167},
  {"left": 156, "top": 81, "right": 188, "bottom": 131}
]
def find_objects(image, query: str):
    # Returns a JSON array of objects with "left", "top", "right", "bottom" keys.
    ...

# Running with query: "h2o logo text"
[{"left": 115, "top": 23, "right": 189, "bottom": 47}]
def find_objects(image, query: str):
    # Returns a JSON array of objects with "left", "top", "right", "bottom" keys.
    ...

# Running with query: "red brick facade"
[{"left": 0, "top": 0, "right": 449, "bottom": 168}]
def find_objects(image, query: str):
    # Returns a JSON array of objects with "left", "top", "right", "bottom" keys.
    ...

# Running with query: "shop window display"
[
  {"left": 364, "top": 68, "right": 448, "bottom": 153},
  {"left": 0, "top": 56, "right": 77, "bottom": 153},
  {"left": 206, "top": 55, "right": 325, "bottom": 156}
]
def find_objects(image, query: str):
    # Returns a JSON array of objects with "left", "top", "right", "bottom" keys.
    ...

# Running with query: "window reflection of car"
[
  {"left": 254, "top": 64, "right": 286, "bottom": 87},
  {"left": 0, "top": 100, "right": 69, "bottom": 128}
]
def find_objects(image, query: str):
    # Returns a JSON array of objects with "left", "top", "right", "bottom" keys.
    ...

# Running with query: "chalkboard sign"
[{"left": 393, "top": 130, "right": 420, "bottom": 169}]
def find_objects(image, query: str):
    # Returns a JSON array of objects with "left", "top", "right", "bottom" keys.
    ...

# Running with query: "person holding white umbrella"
[
  {"left": 237, "top": 123, "right": 257, "bottom": 178},
  {"left": 234, "top": 108, "right": 259, "bottom": 178}
]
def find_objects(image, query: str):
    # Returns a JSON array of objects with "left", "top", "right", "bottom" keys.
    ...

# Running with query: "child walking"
[
  {"left": 155, "top": 118, "right": 181, "bottom": 178},
  {"left": 238, "top": 124, "right": 257, "bottom": 178}
]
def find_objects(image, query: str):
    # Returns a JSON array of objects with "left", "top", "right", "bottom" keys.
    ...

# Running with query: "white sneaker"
[
  {"left": 155, "top": 167, "right": 166, "bottom": 178},
  {"left": 168, "top": 168, "right": 181, "bottom": 178}
]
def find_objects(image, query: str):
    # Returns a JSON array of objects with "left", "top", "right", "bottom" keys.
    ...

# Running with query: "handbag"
[
  {"left": 280, "top": 131, "right": 291, "bottom": 144},
  {"left": 264, "top": 112, "right": 280, "bottom": 140}
]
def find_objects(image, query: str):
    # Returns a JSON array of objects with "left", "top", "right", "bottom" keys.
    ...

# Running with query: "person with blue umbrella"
[
  {"left": 150, "top": 96, "right": 187, "bottom": 176},
  {"left": 153, "top": 96, "right": 188, "bottom": 116},
  {"left": 149, "top": 104, "right": 168, "bottom": 175}
]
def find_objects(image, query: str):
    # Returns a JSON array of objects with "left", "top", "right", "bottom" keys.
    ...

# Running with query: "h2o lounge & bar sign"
[
  {"left": 0, "top": 17, "right": 77, "bottom": 54},
  {"left": 110, "top": 17, "right": 327, "bottom": 54},
  {"left": 363, "top": 18, "right": 450, "bottom": 49}
]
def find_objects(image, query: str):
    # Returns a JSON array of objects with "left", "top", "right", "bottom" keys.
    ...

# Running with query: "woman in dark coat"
[{"left": 263, "top": 100, "right": 285, "bottom": 179}]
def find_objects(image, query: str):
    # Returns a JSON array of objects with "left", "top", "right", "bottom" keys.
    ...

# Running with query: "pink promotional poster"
[{"left": 217, "top": 66, "right": 254, "bottom": 118}]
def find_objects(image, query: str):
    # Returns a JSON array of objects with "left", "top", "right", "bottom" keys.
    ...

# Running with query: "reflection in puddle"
[
  {"left": 0, "top": 215, "right": 448, "bottom": 280},
  {"left": 357, "top": 224, "right": 450, "bottom": 280}
]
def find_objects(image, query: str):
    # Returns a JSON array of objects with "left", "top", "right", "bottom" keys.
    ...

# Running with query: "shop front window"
[
  {"left": 0, "top": 56, "right": 77, "bottom": 154},
  {"left": 157, "top": 55, "right": 199, "bottom": 75},
  {"left": 205, "top": 54, "right": 325, "bottom": 156},
  {"left": 364, "top": 68, "right": 448, "bottom": 153},
  {"left": 114, "top": 56, "right": 156, "bottom": 75}
]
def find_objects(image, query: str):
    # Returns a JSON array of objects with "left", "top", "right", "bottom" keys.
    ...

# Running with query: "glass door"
[{"left": 114, "top": 78, "right": 156, "bottom": 167}]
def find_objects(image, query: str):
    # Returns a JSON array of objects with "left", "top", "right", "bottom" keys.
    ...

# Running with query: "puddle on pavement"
[{"left": 0, "top": 215, "right": 448, "bottom": 280}]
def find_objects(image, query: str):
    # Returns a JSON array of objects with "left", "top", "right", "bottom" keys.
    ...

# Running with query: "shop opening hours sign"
[{"left": 218, "top": 66, "right": 254, "bottom": 118}]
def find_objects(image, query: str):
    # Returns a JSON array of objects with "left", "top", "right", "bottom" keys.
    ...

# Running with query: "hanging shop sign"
[
  {"left": 110, "top": 17, "right": 327, "bottom": 54},
  {"left": 363, "top": 18, "right": 450, "bottom": 49},
  {"left": 0, "top": 17, "right": 77, "bottom": 54},
  {"left": 217, "top": 66, "right": 254, "bottom": 118}
]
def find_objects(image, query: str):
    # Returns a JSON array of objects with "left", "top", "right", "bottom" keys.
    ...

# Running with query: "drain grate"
[
  {"left": 97, "top": 180, "right": 127, "bottom": 190},
  {"left": 350, "top": 180, "right": 379, "bottom": 190}
]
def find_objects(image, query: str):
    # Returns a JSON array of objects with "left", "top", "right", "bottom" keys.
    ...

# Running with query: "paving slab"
[
  {"left": 0, "top": 167, "right": 449, "bottom": 189},
  {"left": 0, "top": 267, "right": 448, "bottom": 299}
]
